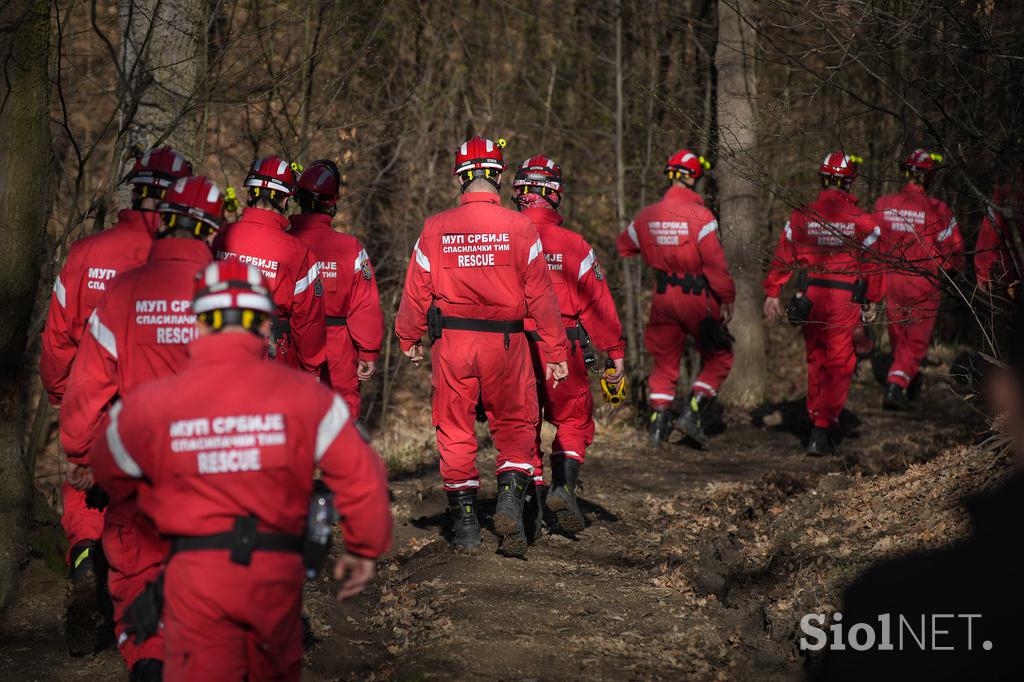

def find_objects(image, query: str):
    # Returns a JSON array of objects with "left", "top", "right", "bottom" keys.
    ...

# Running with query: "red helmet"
[
  {"left": 157, "top": 176, "right": 225, "bottom": 237},
  {"left": 296, "top": 159, "right": 341, "bottom": 213},
  {"left": 127, "top": 146, "right": 192, "bottom": 191},
  {"left": 901, "top": 148, "right": 942, "bottom": 174},
  {"left": 819, "top": 151, "right": 862, "bottom": 180},
  {"left": 512, "top": 155, "right": 563, "bottom": 209},
  {"left": 193, "top": 261, "right": 276, "bottom": 332},
  {"left": 244, "top": 156, "right": 297, "bottom": 195},
  {"left": 665, "top": 149, "right": 710, "bottom": 180},
  {"left": 453, "top": 136, "right": 506, "bottom": 190}
]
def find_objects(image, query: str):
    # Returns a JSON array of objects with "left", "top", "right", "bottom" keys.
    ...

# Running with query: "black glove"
[
  {"left": 697, "top": 316, "right": 735, "bottom": 354},
  {"left": 123, "top": 575, "right": 164, "bottom": 644},
  {"left": 785, "top": 293, "right": 813, "bottom": 326},
  {"left": 85, "top": 485, "right": 109, "bottom": 512}
]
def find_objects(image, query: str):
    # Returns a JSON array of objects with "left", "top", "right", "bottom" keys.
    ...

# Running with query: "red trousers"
[
  {"left": 803, "top": 286, "right": 860, "bottom": 429},
  {"left": 645, "top": 289, "right": 733, "bottom": 410},
  {"left": 886, "top": 274, "right": 940, "bottom": 389},
  {"left": 163, "top": 552, "right": 304, "bottom": 681},
  {"left": 528, "top": 334, "right": 593, "bottom": 483},
  {"left": 104, "top": 509, "right": 167, "bottom": 668},
  {"left": 325, "top": 326, "right": 362, "bottom": 419},
  {"left": 61, "top": 482, "right": 105, "bottom": 561},
  {"left": 432, "top": 329, "right": 539, "bottom": 491}
]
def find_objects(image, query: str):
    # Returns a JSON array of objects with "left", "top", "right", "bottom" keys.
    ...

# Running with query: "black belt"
[
  {"left": 525, "top": 326, "right": 584, "bottom": 343},
  {"left": 798, "top": 272, "right": 867, "bottom": 303},
  {"left": 169, "top": 517, "right": 302, "bottom": 566},
  {"left": 804, "top": 277, "right": 860, "bottom": 293},
  {"left": 440, "top": 316, "right": 525, "bottom": 334},
  {"left": 655, "top": 271, "right": 707, "bottom": 295},
  {"left": 326, "top": 316, "right": 347, "bottom": 327},
  {"left": 440, "top": 316, "right": 524, "bottom": 350}
]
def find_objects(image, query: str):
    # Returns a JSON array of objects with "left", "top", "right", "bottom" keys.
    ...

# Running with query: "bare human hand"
[
  {"left": 357, "top": 360, "right": 377, "bottom": 381},
  {"left": 763, "top": 296, "right": 783, "bottom": 323},
  {"left": 545, "top": 361, "right": 569, "bottom": 389},
  {"left": 404, "top": 342, "right": 424, "bottom": 367},
  {"left": 605, "top": 357, "right": 626, "bottom": 388},
  {"left": 333, "top": 553, "right": 377, "bottom": 602},
  {"left": 66, "top": 462, "right": 94, "bottom": 491}
]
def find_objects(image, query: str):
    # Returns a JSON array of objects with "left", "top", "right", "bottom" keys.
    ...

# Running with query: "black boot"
[
  {"left": 65, "top": 540, "right": 114, "bottom": 657},
  {"left": 806, "top": 427, "right": 836, "bottom": 456},
  {"left": 908, "top": 372, "right": 924, "bottom": 400},
  {"left": 547, "top": 455, "right": 586, "bottom": 534},
  {"left": 447, "top": 490, "right": 481, "bottom": 553},
  {"left": 675, "top": 393, "right": 712, "bottom": 448},
  {"left": 129, "top": 658, "right": 163, "bottom": 682},
  {"left": 522, "top": 480, "right": 545, "bottom": 543},
  {"left": 493, "top": 471, "right": 530, "bottom": 557},
  {"left": 649, "top": 409, "right": 672, "bottom": 447},
  {"left": 882, "top": 382, "right": 908, "bottom": 411}
]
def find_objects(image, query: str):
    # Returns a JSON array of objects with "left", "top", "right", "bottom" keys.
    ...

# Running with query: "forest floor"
[{"left": 0, "top": 348, "right": 1008, "bottom": 681}]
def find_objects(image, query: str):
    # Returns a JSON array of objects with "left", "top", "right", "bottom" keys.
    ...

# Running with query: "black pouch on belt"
[
  {"left": 229, "top": 516, "right": 259, "bottom": 566},
  {"left": 427, "top": 304, "right": 443, "bottom": 341},
  {"left": 851, "top": 279, "right": 868, "bottom": 305},
  {"left": 655, "top": 270, "right": 669, "bottom": 294},
  {"left": 785, "top": 293, "right": 813, "bottom": 326},
  {"left": 303, "top": 480, "right": 337, "bottom": 580},
  {"left": 123, "top": 573, "right": 164, "bottom": 645},
  {"left": 574, "top": 320, "right": 598, "bottom": 371},
  {"left": 697, "top": 316, "right": 735, "bottom": 353},
  {"left": 85, "top": 484, "right": 109, "bottom": 512}
]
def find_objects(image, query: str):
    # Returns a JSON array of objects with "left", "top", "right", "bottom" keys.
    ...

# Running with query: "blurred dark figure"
[{"left": 812, "top": 296, "right": 1024, "bottom": 680}]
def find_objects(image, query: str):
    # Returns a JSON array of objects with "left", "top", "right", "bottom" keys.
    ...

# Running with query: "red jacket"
[
  {"left": 395, "top": 193, "right": 569, "bottom": 363},
  {"left": 288, "top": 213, "right": 384, "bottom": 362},
  {"left": 763, "top": 188, "right": 884, "bottom": 301},
  {"left": 89, "top": 333, "right": 392, "bottom": 559},
  {"left": 616, "top": 185, "right": 736, "bottom": 304},
  {"left": 213, "top": 207, "right": 327, "bottom": 373},
  {"left": 976, "top": 182, "right": 1023, "bottom": 286},
  {"left": 874, "top": 183, "right": 964, "bottom": 299},
  {"left": 40, "top": 209, "right": 161, "bottom": 404},
  {"left": 60, "top": 238, "right": 213, "bottom": 461},
  {"left": 521, "top": 207, "right": 625, "bottom": 358}
]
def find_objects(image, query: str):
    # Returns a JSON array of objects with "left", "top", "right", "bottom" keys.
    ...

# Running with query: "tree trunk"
[
  {"left": 0, "top": 0, "right": 52, "bottom": 610},
  {"left": 614, "top": 1, "right": 642, "bottom": 378},
  {"left": 118, "top": 0, "right": 206, "bottom": 169},
  {"left": 715, "top": 0, "right": 766, "bottom": 407}
]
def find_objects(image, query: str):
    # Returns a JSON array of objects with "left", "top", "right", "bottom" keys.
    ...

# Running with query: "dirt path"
[
  {"left": 303, "top": 369, "right": 978, "bottom": 680},
  {"left": 0, "top": 365, "right": 980, "bottom": 681}
]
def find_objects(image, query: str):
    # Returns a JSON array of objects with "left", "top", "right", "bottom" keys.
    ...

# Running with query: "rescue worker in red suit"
[
  {"left": 89, "top": 261, "right": 392, "bottom": 682},
  {"left": 511, "top": 155, "right": 625, "bottom": 534},
  {"left": 60, "top": 176, "right": 223, "bottom": 681},
  {"left": 289, "top": 159, "right": 384, "bottom": 418},
  {"left": 763, "top": 152, "right": 885, "bottom": 455},
  {"left": 395, "top": 136, "right": 569, "bottom": 557},
  {"left": 874, "top": 149, "right": 964, "bottom": 410},
  {"left": 616, "top": 149, "right": 736, "bottom": 448},
  {"left": 976, "top": 174, "right": 1024, "bottom": 293},
  {"left": 212, "top": 156, "right": 327, "bottom": 376},
  {"left": 39, "top": 145, "right": 191, "bottom": 655}
]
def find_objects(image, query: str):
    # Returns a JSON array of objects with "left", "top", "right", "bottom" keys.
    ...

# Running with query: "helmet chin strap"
[
  {"left": 515, "top": 191, "right": 560, "bottom": 211},
  {"left": 821, "top": 176, "right": 854, "bottom": 191},
  {"left": 460, "top": 170, "right": 501, "bottom": 193}
]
